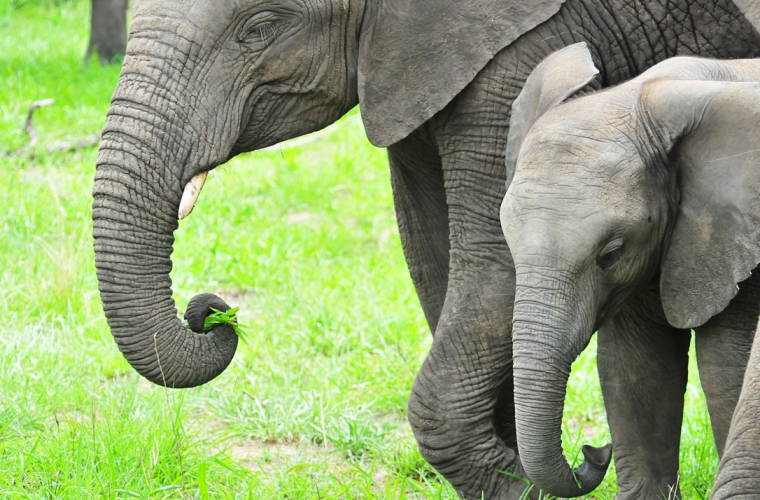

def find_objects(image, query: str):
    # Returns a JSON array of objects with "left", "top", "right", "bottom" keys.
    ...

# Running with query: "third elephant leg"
[
  {"left": 598, "top": 287, "right": 691, "bottom": 499},
  {"left": 406, "top": 87, "right": 529, "bottom": 499},
  {"left": 406, "top": 204, "right": 525, "bottom": 500},
  {"left": 694, "top": 267, "right": 760, "bottom": 457},
  {"left": 390, "top": 115, "right": 524, "bottom": 500}
]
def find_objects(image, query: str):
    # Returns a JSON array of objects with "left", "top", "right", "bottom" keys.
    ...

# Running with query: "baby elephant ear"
[
  {"left": 640, "top": 79, "right": 760, "bottom": 329},
  {"left": 505, "top": 42, "right": 599, "bottom": 182}
]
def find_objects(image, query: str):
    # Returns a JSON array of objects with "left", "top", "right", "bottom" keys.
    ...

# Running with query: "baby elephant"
[{"left": 500, "top": 43, "right": 760, "bottom": 498}]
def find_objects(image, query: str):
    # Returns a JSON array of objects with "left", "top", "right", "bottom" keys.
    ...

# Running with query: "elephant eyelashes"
[
  {"left": 597, "top": 239, "right": 625, "bottom": 270},
  {"left": 239, "top": 15, "right": 277, "bottom": 46},
  {"left": 246, "top": 24, "right": 276, "bottom": 45}
]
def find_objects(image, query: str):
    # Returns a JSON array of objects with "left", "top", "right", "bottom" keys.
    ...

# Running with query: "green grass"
[
  {"left": 193, "top": 307, "right": 250, "bottom": 344},
  {"left": 0, "top": 1, "right": 718, "bottom": 498}
]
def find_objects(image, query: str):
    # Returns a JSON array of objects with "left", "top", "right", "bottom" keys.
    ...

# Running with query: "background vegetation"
[{"left": 0, "top": 0, "right": 718, "bottom": 497}]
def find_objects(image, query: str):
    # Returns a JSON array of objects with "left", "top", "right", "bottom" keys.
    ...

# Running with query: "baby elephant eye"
[{"left": 597, "top": 239, "right": 625, "bottom": 270}]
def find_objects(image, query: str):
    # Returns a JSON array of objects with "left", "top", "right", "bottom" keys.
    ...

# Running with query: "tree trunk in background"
[{"left": 86, "top": 0, "right": 128, "bottom": 64}]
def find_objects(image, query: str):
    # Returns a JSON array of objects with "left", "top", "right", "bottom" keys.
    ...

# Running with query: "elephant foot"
[
  {"left": 422, "top": 448, "right": 537, "bottom": 500},
  {"left": 409, "top": 387, "right": 537, "bottom": 499}
]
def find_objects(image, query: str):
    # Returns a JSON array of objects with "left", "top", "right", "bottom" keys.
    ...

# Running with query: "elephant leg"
[
  {"left": 694, "top": 269, "right": 760, "bottom": 458},
  {"left": 390, "top": 124, "right": 518, "bottom": 455},
  {"left": 711, "top": 327, "right": 760, "bottom": 499},
  {"left": 407, "top": 243, "right": 526, "bottom": 500},
  {"left": 407, "top": 115, "right": 529, "bottom": 498},
  {"left": 598, "top": 289, "right": 690, "bottom": 499},
  {"left": 387, "top": 127, "right": 449, "bottom": 333}
]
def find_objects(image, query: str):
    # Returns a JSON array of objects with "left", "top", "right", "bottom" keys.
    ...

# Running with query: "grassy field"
[{"left": 0, "top": 1, "right": 719, "bottom": 498}]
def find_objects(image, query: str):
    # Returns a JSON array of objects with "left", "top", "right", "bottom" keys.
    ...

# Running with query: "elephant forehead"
[
  {"left": 187, "top": 0, "right": 235, "bottom": 21},
  {"left": 508, "top": 173, "right": 603, "bottom": 203},
  {"left": 518, "top": 120, "right": 642, "bottom": 182},
  {"left": 514, "top": 146, "right": 635, "bottom": 188},
  {"left": 505, "top": 157, "right": 652, "bottom": 234},
  {"left": 527, "top": 91, "right": 636, "bottom": 144},
  {"left": 138, "top": 0, "right": 238, "bottom": 32},
  {"left": 502, "top": 204, "right": 605, "bottom": 265}
]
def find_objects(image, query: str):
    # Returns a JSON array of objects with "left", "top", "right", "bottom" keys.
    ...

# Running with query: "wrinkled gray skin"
[
  {"left": 93, "top": 0, "right": 760, "bottom": 497},
  {"left": 502, "top": 48, "right": 760, "bottom": 498}
]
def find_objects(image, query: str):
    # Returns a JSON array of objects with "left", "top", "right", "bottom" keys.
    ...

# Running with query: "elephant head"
[
  {"left": 500, "top": 44, "right": 760, "bottom": 497},
  {"left": 92, "top": 0, "right": 570, "bottom": 388}
]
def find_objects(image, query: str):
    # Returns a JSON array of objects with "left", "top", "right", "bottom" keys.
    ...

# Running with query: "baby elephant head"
[{"left": 501, "top": 43, "right": 760, "bottom": 497}]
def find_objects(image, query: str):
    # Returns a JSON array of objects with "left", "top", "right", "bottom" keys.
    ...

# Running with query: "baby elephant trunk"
[{"left": 511, "top": 287, "right": 611, "bottom": 497}]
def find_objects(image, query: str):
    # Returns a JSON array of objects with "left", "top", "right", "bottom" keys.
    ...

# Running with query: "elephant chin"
[{"left": 93, "top": 126, "right": 239, "bottom": 389}]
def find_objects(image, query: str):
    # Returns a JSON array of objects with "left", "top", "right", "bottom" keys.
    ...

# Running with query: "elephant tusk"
[{"left": 178, "top": 171, "right": 208, "bottom": 220}]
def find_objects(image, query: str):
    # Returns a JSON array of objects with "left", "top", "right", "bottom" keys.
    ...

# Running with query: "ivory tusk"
[{"left": 178, "top": 171, "right": 208, "bottom": 220}]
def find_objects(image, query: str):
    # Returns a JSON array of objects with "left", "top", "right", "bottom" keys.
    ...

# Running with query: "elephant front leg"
[
  {"left": 711, "top": 327, "right": 760, "bottom": 499},
  {"left": 408, "top": 260, "right": 530, "bottom": 499},
  {"left": 597, "top": 288, "right": 690, "bottom": 499},
  {"left": 407, "top": 155, "right": 529, "bottom": 499}
]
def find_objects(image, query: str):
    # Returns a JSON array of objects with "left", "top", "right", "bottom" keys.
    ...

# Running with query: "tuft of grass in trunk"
[{"left": 203, "top": 307, "right": 249, "bottom": 344}]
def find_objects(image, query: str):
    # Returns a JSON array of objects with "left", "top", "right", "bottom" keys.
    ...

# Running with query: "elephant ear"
[
  {"left": 504, "top": 42, "right": 599, "bottom": 184},
  {"left": 358, "top": 0, "right": 568, "bottom": 147},
  {"left": 639, "top": 79, "right": 760, "bottom": 329}
]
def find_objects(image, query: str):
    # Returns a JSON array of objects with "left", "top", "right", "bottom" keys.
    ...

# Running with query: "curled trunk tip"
[
  {"left": 581, "top": 444, "right": 612, "bottom": 470},
  {"left": 523, "top": 443, "right": 611, "bottom": 497},
  {"left": 141, "top": 293, "right": 240, "bottom": 388},
  {"left": 572, "top": 444, "right": 612, "bottom": 492}
]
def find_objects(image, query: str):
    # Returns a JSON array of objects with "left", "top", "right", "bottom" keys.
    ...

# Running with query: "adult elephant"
[
  {"left": 92, "top": 0, "right": 760, "bottom": 497},
  {"left": 501, "top": 46, "right": 760, "bottom": 498}
]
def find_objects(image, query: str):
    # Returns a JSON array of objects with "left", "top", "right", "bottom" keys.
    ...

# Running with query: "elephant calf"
[{"left": 500, "top": 43, "right": 760, "bottom": 498}]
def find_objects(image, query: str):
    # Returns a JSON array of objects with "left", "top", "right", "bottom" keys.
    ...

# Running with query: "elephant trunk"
[
  {"left": 92, "top": 102, "right": 238, "bottom": 388},
  {"left": 511, "top": 278, "right": 610, "bottom": 497}
]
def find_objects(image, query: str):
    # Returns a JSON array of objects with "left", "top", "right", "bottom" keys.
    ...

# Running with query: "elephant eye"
[
  {"left": 247, "top": 23, "right": 276, "bottom": 44},
  {"left": 597, "top": 239, "right": 625, "bottom": 270},
  {"left": 240, "top": 13, "right": 278, "bottom": 46}
]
